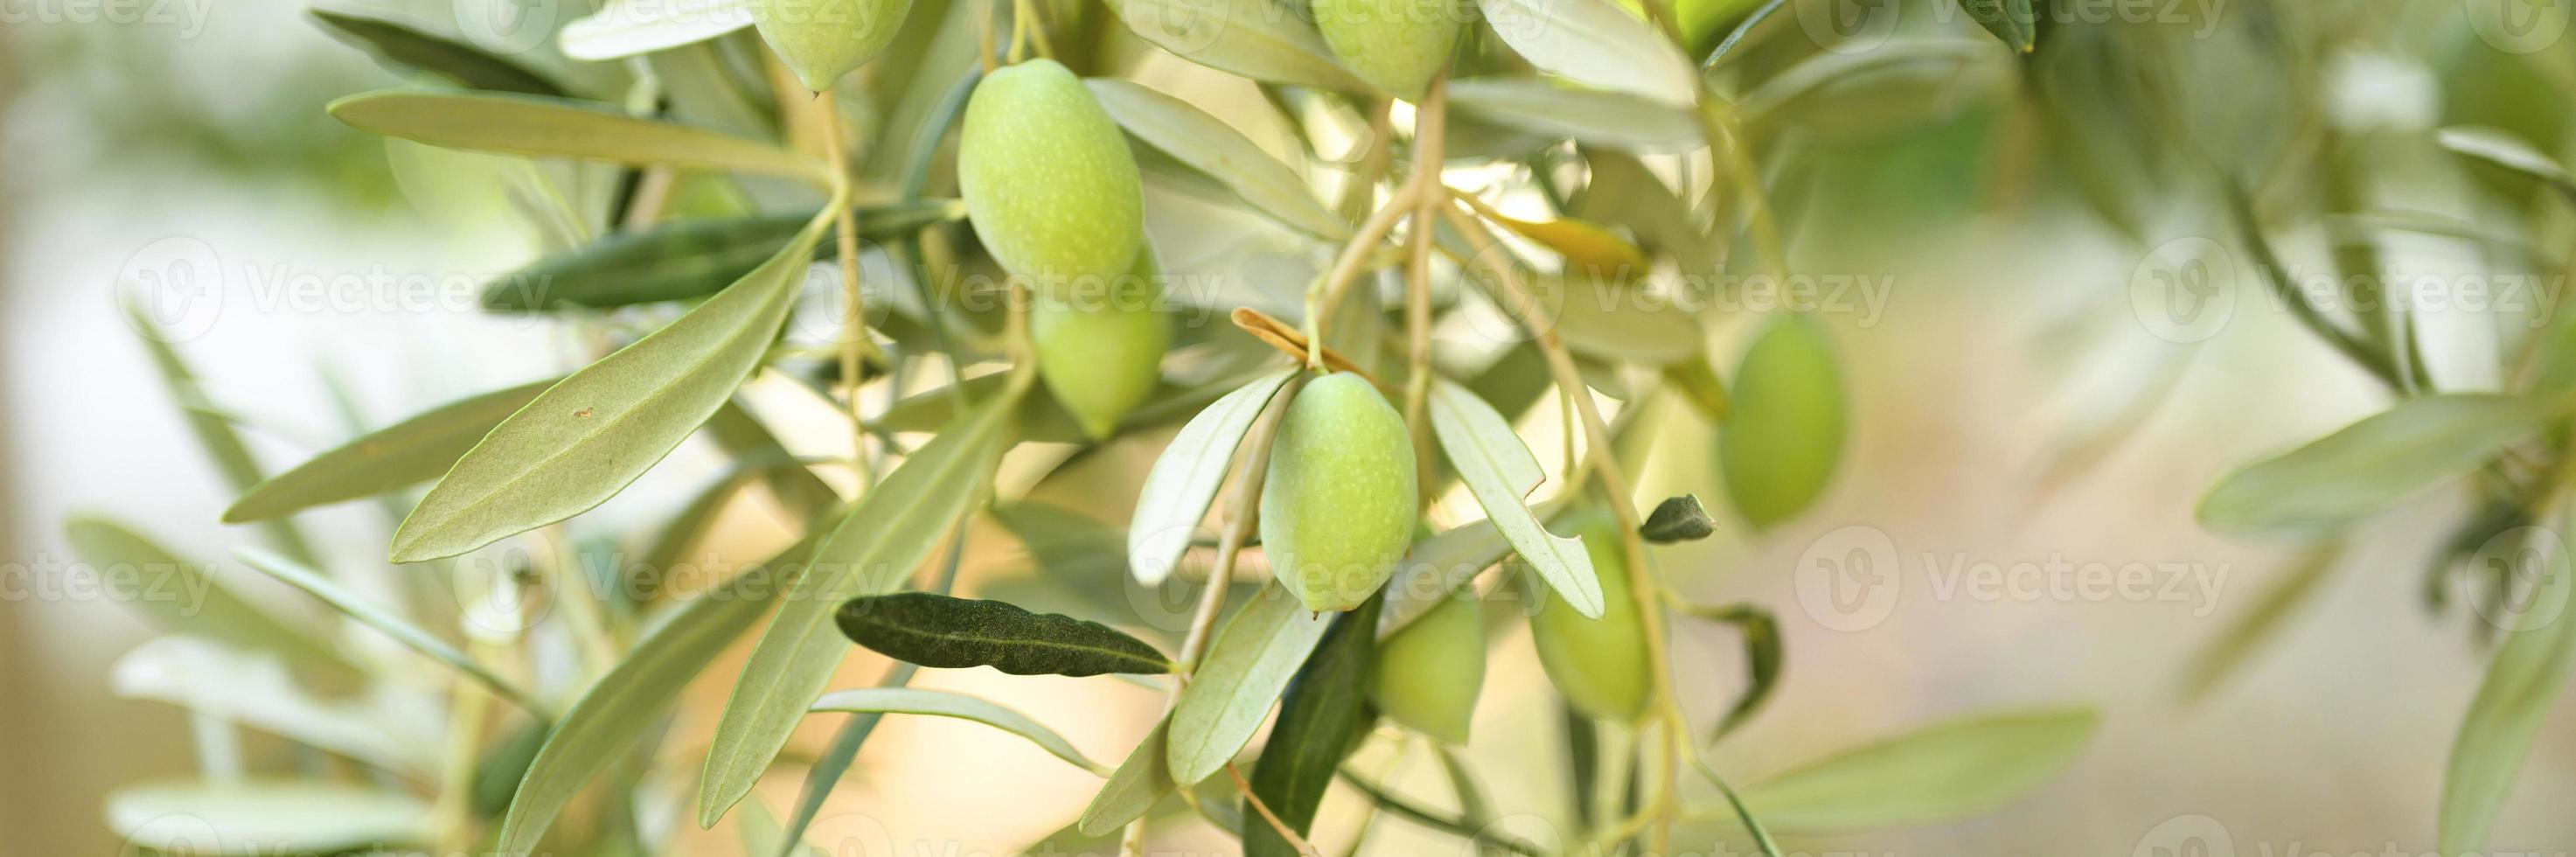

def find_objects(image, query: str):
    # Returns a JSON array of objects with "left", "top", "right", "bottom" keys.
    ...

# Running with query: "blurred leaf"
[
  {"left": 108, "top": 779, "right": 432, "bottom": 854},
  {"left": 2440, "top": 520, "right": 2576, "bottom": 855},
  {"left": 1662, "top": 358, "right": 1729, "bottom": 421},
  {"left": 1080, "top": 720, "right": 1174, "bottom": 834},
  {"left": 737, "top": 798, "right": 826, "bottom": 857},
  {"left": 1681, "top": 603, "right": 1779, "bottom": 738},
  {"left": 1103, "top": 0, "right": 1366, "bottom": 90},
  {"left": 472, "top": 718, "right": 551, "bottom": 819},
  {"left": 881, "top": 367, "right": 1256, "bottom": 443},
  {"left": 234, "top": 547, "right": 549, "bottom": 715},
  {"left": 2440, "top": 125, "right": 2576, "bottom": 205},
  {"left": 1244, "top": 597, "right": 1381, "bottom": 857},
  {"left": 127, "top": 306, "right": 321, "bottom": 566},
  {"left": 559, "top": 0, "right": 754, "bottom": 60},
  {"left": 1447, "top": 77, "right": 1700, "bottom": 152},
  {"left": 390, "top": 216, "right": 831, "bottom": 561},
  {"left": 811, "top": 687, "right": 1107, "bottom": 771},
  {"left": 1640, "top": 494, "right": 1716, "bottom": 543},
  {"left": 330, "top": 90, "right": 829, "bottom": 183},
  {"left": 2197, "top": 394, "right": 2547, "bottom": 537},
  {"left": 110, "top": 637, "right": 435, "bottom": 775},
  {"left": 1428, "top": 380, "right": 1603, "bottom": 617},
  {"left": 1166, "top": 583, "right": 1334, "bottom": 785},
  {"left": 2178, "top": 545, "right": 2341, "bottom": 704},
  {"left": 1476, "top": 0, "right": 1696, "bottom": 105},
  {"left": 836, "top": 593, "right": 1174, "bottom": 676},
  {"left": 1572, "top": 147, "right": 1714, "bottom": 276},
  {"left": 1549, "top": 279, "right": 1707, "bottom": 364},
  {"left": 705, "top": 400, "right": 844, "bottom": 523},
  {"left": 223, "top": 379, "right": 553, "bottom": 523},
  {"left": 1739, "top": 707, "right": 2099, "bottom": 832},
  {"left": 1960, "top": 0, "right": 2036, "bottom": 53},
  {"left": 1128, "top": 368, "right": 1299, "bottom": 586},
  {"left": 308, "top": 9, "right": 567, "bottom": 96},
  {"left": 1460, "top": 196, "right": 1651, "bottom": 278},
  {"left": 1719, "top": 315, "right": 1845, "bottom": 530},
  {"left": 487, "top": 202, "right": 964, "bottom": 310},
  {"left": 1088, "top": 80, "right": 1349, "bottom": 240},
  {"left": 494, "top": 558, "right": 790, "bottom": 856},
  {"left": 63, "top": 516, "right": 357, "bottom": 685},
  {"left": 1378, "top": 512, "right": 1536, "bottom": 638},
  {"left": 700, "top": 383, "right": 1020, "bottom": 826}
]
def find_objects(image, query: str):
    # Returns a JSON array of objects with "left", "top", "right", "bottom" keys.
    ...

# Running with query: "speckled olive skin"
[
  {"left": 1368, "top": 593, "right": 1485, "bottom": 744},
  {"left": 1032, "top": 248, "right": 1169, "bottom": 439},
  {"left": 958, "top": 59, "right": 1145, "bottom": 290},
  {"left": 1530, "top": 520, "right": 1651, "bottom": 721},
  {"left": 1311, "top": 0, "right": 1461, "bottom": 100},
  {"left": 753, "top": 0, "right": 915, "bottom": 91},
  {"left": 1260, "top": 373, "right": 1418, "bottom": 612}
]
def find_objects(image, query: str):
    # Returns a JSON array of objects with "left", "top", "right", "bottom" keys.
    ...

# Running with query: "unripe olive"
[
  {"left": 753, "top": 0, "right": 915, "bottom": 92},
  {"left": 1718, "top": 314, "right": 1845, "bottom": 530},
  {"left": 1530, "top": 521, "right": 1651, "bottom": 721},
  {"left": 1368, "top": 593, "right": 1485, "bottom": 744},
  {"left": 1311, "top": 0, "right": 1462, "bottom": 100},
  {"left": 958, "top": 59, "right": 1145, "bottom": 289},
  {"left": 1033, "top": 248, "right": 1169, "bottom": 440},
  {"left": 1260, "top": 373, "right": 1419, "bottom": 612}
]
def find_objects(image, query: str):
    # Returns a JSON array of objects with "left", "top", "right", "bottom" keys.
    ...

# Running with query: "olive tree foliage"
[{"left": 70, "top": 0, "right": 2216, "bottom": 854}]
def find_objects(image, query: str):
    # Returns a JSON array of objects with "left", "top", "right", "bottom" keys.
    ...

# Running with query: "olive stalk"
[
  {"left": 1305, "top": 181, "right": 1421, "bottom": 369},
  {"left": 818, "top": 87, "right": 886, "bottom": 481},
  {"left": 1403, "top": 78, "right": 1447, "bottom": 480},
  {"left": 1230, "top": 763, "right": 1324, "bottom": 857}
]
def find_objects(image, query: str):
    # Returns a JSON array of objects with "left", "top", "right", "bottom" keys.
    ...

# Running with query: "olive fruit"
[
  {"left": 958, "top": 59, "right": 1145, "bottom": 289},
  {"left": 1032, "top": 247, "right": 1169, "bottom": 440},
  {"left": 1311, "top": 0, "right": 1462, "bottom": 100},
  {"left": 1368, "top": 594, "right": 1485, "bottom": 744},
  {"left": 1260, "top": 373, "right": 1418, "bottom": 612},
  {"left": 1718, "top": 314, "right": 1845, "bottom": 530},
  {"left": 1530, "top": 520, "right": 1651, "bottom": 721},
  {"left": 753, "top": 0, "right": 914, "bottom": 92}
]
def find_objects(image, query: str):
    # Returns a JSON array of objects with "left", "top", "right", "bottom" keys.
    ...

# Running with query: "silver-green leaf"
[
  {"left": 1166, "top": 582, "right": 1334, "bottom": 785},
  {"left": 1427, "top": 380, "right": 1602, "bottom": 618},
  {"left": 224, "top": 379, "right": 554, "bottom": 523},
  {"left": 329, "top": 90, "right": 829, "bottom": 183},
  {"left": 1474, "top": 0, "right": 1696, "bottom": 106},
  {"left": 1086, "top": 80, "right": 1348, "bottom": 240},
  {"left": 2197, "top": 394, "right": 2549, "bottom": 537},
  {"left": 2440, "top": 519, "right": 2576, "bottom": 855},
  {"left": 1128, "top": 367, "right": 1299, "bottom": 586},
  {"left": 811, "top": 687, "right": 1107, "bottom": 773},
  {"left": 1102, "top": 0, "right": 1366, "bottom": 91},
  {"left": 1738, "top": 707, "right": 2100, "bottom": 833}
]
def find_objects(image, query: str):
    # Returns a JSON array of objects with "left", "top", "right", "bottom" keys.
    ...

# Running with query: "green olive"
[
  {"left": 1033, "top": 248, "right": 1170, "bottom": 440},
  {"left": 1368, "top": 593, "right": 1485, "bottom": 744},
  {"left": 1530, "top": 519, "right": 1651, "bottom": 721},
  {"left": 1311, "top": 0, "right": 1461, "bottom": 100},
  {"left": 753, "top": 0, "right": 915, "bottom": 92},
  {"left": 958, "top": 59, "right": 1145, "bottom": 289},
  {"left": 1718, "top": 314, "right": 1845, "bottom": 530},
  {"left": 1260, "top": 373, "right": 1418, "bottom": 612}
]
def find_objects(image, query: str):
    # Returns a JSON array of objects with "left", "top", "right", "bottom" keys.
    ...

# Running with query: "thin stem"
[
  {"left": 1333, "top": 769, "right": 1545, "bottom": 857},
  {"left": 818, "top": 88, "right": 883, "bottom": 484},
  {"left": 1404, "top": 78, "right": 1449, "bottom": 483},
  {"left": 1703, "top": 0, "right": 1791, "bottom": 70},
  {"left": 1306, "top": 184, "right": 1420, "bottom": 367},
  {"left": 1688, "top": 753, "right": 1781, "bottom": 857},
  {"left": 1230, "top": 763, "right": 1322, "bottom": 857}
]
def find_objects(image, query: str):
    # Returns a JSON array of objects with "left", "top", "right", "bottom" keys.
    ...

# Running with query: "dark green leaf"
[
  {"left": 835, "top": 593, "right": 1173, "bottom": 676},
  {"left": 1244, "top": 596, "right": 1381, "bottom": 857},
  {"left": 1682, "top": 603, "right": 1780, "bottom": 739},
  {"left": 485, "top": 201, "right": 964, "bottom": 311},
  {"left": 308, "top": 9, "right": 567, "bottom": 96},
  {"left": 1641, "top": 494, "right": 1718, "bottom": 543},
  {"left": 1960, "top": 0, "right": 2036, "bottom": 53},
  {"left": 223, "top": 379, "right": 554, "bottom": 523}
]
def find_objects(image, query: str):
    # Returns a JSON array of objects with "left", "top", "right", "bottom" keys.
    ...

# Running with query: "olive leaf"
[
  {"left": 1548, "top": 279, "right": 1706, "bottom": 365},
  {"left": 1721, "top": 315, "right": 1846, "bottom": 531},
  {"left": 1960, "top": 0, "right": 2036, "bottom": 53},
  {"left": 1128, "top": 367, "right": 1300, "bottom": 586},
  {"left": 2439, "top": 126, "right": 2576, "bottom": 206},
  {"left": 1662, "top": 358, "right": 1730, "bottom": 422},
  {"left": 811, "top": 687, "right": 1108, "bottom": 772},
  {"left": 329, "top": 90, "right": 830, "bottom": 183},
  {"left": 128, "top": 304, "right": 322, "bottom": 567},
  {"left": 881, "top": 366, "right": 1256, "bottom": 443},
  {"left": 486, "top": 201, "right": 964, "bottom": 311},
  {"left": 233, "top": 547, "right": 550, "bottom": 717},
  {"left": 307, "top": 9, "right": 567, "bottom": 96},
  {"left": 1473, "top": 0, "right": 1697, "bottom": 106},
  {"left": 1738, "top": 707, "right": 2100, "bottom": 833},
  {"left": 1244, "top": 597, "right": 1380, "bottom": 857},
  {"left": 2178, "top": 544, "right": 2340, "bottom": 703},
  {"left": 222, "top": 378, "right": 554, "bottom": 523},
  {"left": 1166, "top": 583, "right": 1336, "bottom": 785},
  {"left": 1459, "top": 202, "right": 1650, "bottom": 279},
  {"left": 2440, "top": 521, "right": 2576, "bottom": 855},
  {"left": 108, "top": 780, "right": 432, "bottom": 854},
  {"left": 2197, "top": 394, "right": 2549, "bottom": 537},
  {"left": 1445, "top": 78, "right": 1701, "bottom": 153},
  {"left": 558, "top": 0, "right": 754, "bottom": 61},
  {"left": 835, "top": 593, "right": 1174, "bottom": 676},
  {"left": 1640, "top": 494, "right": 1717, "bottom": 543},
  {"left": 389, "top": 215, "right": 831, "bottom": 562},
  {"left": 1079, "top": 719, "right": 1174, "bottom": 835},
  {"left": 1426, "top": 380, "right": 1604, "bottom": 618},
  {"left": 110, "top": 637, "right": 435, "bottom": 776},
  {"left": 1102, "top": 0, "right": 1366, "bottom": 91},
  {"left": 1680, "top": 603, "right": 1780, "bottom": 739},
  {"left": 491, "top": 560, "right": 790, "bottom": 857},
  {"left": 1086, "top": 80, "right": 1349, "bottom": 240},
  {"left": 63, "top": 517, "right": 359, "bottom": 686},
  {"left": 699, "top": 384, "right": 1021, "bottom": 827}
]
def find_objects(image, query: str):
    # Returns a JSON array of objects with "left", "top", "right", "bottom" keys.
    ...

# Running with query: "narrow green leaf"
[
  {"left": 881, "top": 367, "right": 1258, "bottom": 443},
  {"left": 1682, "top": 603, "right": 1781, "bottom": 739},
  {"left": 1641, "top": 494, "right": 1717, "bottom": 543},
  {"left": 108, "top": 779, "right": 431, "bottom": 854},
  {"left": 559, "top": 0, "right": 753, "bottom": 60},
  {"left": 835, "top": 593, "right": 1173, "bottom": 676},
  {"left": 486, "top": 201, "right": 964, "bottom": 311},
  {"left": 1166, "top": 582, "right": 1335, "bottom": 785},
  {"left": 1545, "top": 278, "right": 1706, "bottom": 364},
  {"left": 1245, "top": 597, "right": 1380, "bottom": 857},
  {"left": 308, "top": 9, "right": 567, "bottom": 96},
  {"left": 223, "top": 379, "right": 554, "bottom": 523},
  {"left": 811, "top": 686, "right": 1106, "bottom": 772},
  {"left": 1446, "top": 78, "right": 1700, "bottom": 152},
  {"left": 127, "top": 305, "right": 321, "bottom": 566},
  {"left": 1474, "top": 0, "right": 1696, "bottom": 106},
  {"left": 1102, "top": 0, "right": 1366, "bottom": 91},
  {"left": 1085, "top": 80, "right": 1348, "bottom": 240},
  {"left": 2197, "top": 394, "right": 2548, "bottom": 537},
  {"left": 494, "top": 558, "right": 790, "bottom": 856},
  {"left": 2178, "top": 544, "right": 2341, "bottom": 703},
  {"left": 390, "top": 215, "right": 832, "bottom": 561},
  {"left": 1129, "top": 367, "right": 1299, "bottom": 586},
  {"left": 1662, "top": 358, "right": 1730, "bottom": 422},
  {"left": 1080, "top": 719, "right": 1173, "bottom": 835},
  {"left": 233, "top": 547, "right": 549, "bottom": 716},
  {"left": 63, "top": 516, "right": 358, "bottom": 685},
  {"left": 699, "top": 384, "right": 1022, "bottom": 827},
  {"left": 1960, "top": 0, "right": 2036, "bottom": 52},
  {"left": 329, "top": 90, "right": 830, "bottom": 183},
  {"left": 1427, "top": 380, "right": 1602, "bottom": 618},
  {"left": 2440, "top": 519, "right": 2576, "bottom": 854},
  {"left": 1739, "top": 707, "right": 2100, "bottom": 833},
  {"left": 110, "top": 636, "right": 432, "bottom": 775},
  {"left": 2438, "top": 126, "right": 2576, "bottom": 205},
  {"left": 1720, "top": 315, "right": 1846, "bottom": 531}
]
